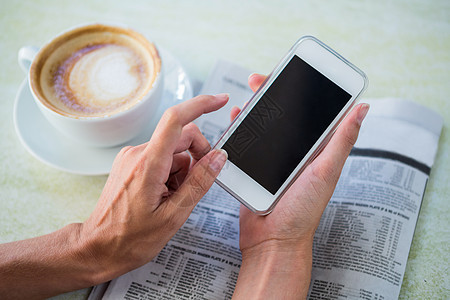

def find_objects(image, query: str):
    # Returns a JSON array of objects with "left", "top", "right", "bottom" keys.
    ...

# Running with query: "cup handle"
[{"left": 18, "top": 46, "right": 39, "bottom": 73}]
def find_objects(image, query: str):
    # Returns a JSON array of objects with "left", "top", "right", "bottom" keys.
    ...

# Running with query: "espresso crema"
[{"left": 32, "top": 25, "right": 161, "bottom": 118}]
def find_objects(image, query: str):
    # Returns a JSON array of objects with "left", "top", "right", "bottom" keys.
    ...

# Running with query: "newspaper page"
[
  {"left": 89, "top": 61, "right": 443, "bottom": 300},
  {"left": 308, "top": 98, "right": 443, "bottom": 299}
]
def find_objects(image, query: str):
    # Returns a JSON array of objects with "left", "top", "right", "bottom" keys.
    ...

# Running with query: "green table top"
[{"left": 1, "top": 1, "right": 448, "bottom": 298}]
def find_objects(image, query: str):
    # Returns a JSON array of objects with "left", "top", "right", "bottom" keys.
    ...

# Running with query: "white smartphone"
[{"left": 214, "top": 36, "right": 368, "bottom": 215}]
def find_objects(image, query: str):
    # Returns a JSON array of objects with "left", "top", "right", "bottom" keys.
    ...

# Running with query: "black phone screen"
[{"left": 222, "top": 55, "right": 352, "bottom": 195}]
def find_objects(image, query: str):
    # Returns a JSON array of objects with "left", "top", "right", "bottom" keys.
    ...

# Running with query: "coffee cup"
[{"left": 18, "top": 23, "right": 163, "bottom": 147}]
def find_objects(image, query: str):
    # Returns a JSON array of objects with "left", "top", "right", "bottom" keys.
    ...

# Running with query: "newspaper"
[
  {"left": 89, "top": 60, "right": 443, "bottom": 300},
  {"left": 308, "top": 97, "right": 442, "bottom": 299}
]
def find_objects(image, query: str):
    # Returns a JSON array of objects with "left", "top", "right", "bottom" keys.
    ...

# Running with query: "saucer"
[{"left": 14, "top": 49, "right": 193, "bottom": 175}]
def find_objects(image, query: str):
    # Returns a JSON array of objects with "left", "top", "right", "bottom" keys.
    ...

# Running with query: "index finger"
[{"left": 145, "top": 93, "right": 229, "bottom": 160}]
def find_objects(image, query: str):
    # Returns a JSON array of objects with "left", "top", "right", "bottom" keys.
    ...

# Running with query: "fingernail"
[
  {"left": 214, "top": 93, "right": 229, "bottom": 101},
  {"left": 357, "top": 103, "right": 370, "bottom": 126},
  {"left": 248, "top": 73, "right": 258, "bottom": 80},
  {"left": 210, "top": 149, "right": 228, "bottom": 172}
]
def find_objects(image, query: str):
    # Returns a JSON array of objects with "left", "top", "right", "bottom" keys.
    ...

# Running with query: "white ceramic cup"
[{"left": 18, "top": 24, "right": 164, "bottom": 148}]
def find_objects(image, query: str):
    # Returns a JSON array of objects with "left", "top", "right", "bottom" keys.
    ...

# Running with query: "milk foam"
[
  {"left": 81, "top": 46, "right": 141, "bottom": 101},
  {"left": 51, "top": 43, "right": 149, "bottom": 116}
]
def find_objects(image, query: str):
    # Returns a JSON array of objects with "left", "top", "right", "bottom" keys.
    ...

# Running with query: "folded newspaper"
[{"left": 89, "top": 60, "right": 443, "bottom": 300}]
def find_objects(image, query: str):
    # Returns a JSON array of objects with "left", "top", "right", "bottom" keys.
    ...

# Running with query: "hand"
[
  {"left": 80, "top": 94, "right": 229, "bottom": 283},
  {"left": 232, "top": 74, "right": 369, "bottom": 299},
  {"left": 0, "top": 94, "right": 229, "bottom": 299}
]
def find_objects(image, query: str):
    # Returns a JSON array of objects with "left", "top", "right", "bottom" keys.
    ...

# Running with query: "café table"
[{"left": 1, "top": 1, "right": 448, "bottom": 299}]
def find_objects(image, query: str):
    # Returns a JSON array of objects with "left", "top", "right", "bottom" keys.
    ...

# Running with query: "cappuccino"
[{"left": 31, "top": 24, "right": 161, "bottom": 118}]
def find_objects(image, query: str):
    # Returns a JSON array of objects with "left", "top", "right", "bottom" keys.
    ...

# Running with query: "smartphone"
[{"left": 214, "top": 36, "right": 368, "bottom": 215}]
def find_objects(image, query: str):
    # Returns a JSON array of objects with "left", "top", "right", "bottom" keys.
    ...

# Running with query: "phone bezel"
[{"left": 214, "top": 36, "right": 368, "bottom": 215}]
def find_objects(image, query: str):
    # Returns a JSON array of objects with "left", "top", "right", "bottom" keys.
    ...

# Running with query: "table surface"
[{"left": 1, "top": 1, "right": 448, "bottom": 299}]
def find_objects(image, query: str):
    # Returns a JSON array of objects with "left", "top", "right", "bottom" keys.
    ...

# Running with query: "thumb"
[{"left": 166, "top": 149, "right": 228, "bottom": 212}]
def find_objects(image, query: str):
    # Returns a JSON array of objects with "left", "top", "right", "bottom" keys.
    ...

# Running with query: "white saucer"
[{"left": 14, "top": 49, "right": 193, "bottom": 175}]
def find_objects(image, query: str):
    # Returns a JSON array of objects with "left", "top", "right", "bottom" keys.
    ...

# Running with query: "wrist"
[
  {"left": 61, "top": 223, "right": 108, "bottom": 287},
  {"left": 241, "top": 237, "right": 313, "bottom": 261},
  {"left": 241, "top": 239, "right": 313, "bottom": 278},
  {"left": 234, "top": 239, "right": 313, "bottom": 299},
  {"left": 76, "top": 222, "right": 120, "bottom": 285}
]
